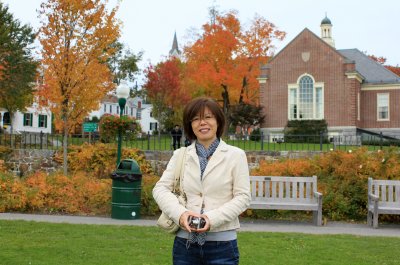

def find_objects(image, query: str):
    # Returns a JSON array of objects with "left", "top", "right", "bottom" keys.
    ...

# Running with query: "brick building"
[{"left": 258, "top": 16, "right": 400, "bottom": 141}]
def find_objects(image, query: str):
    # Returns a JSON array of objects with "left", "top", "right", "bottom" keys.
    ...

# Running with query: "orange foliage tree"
[
  {"left": 37, "top": 0, "right": 121, "bottom": 174},
  {"left": 184, "top": 9, "right": 285, "bottom": 120},
  {"left": 143, "top": 58, "right": 190, "bottom": 129},
  {"left": 368, "top": 54, "right": 400, "bottom": 76}
]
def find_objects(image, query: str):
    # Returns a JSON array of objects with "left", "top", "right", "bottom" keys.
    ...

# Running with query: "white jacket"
[{"left": 152, "top": 140, "right": 251, "bottom": 232}]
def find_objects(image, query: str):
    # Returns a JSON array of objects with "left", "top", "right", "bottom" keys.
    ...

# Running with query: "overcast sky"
[{"left": 3, "top": 0, "right": 400, "bottom": 83}]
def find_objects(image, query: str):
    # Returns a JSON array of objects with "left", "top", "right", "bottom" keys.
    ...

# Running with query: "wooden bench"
[
  {"left": 367, "top": 177, "right": 400, "bottom": 228},
  {"left": 249, "top": 176, "right": 323, "bottom": 226}
]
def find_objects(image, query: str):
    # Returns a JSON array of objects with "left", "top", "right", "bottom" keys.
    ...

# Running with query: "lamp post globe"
[{"left": 116, "top": 81, "right": 130, "bottom": 166}]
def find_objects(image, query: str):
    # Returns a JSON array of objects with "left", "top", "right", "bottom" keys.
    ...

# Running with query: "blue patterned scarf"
[
  {"left": 195, "top": 138, "right": 220, "bottom": 180},
  {"left": 187, "top": 138, "right": 220, "bottom": 247}
]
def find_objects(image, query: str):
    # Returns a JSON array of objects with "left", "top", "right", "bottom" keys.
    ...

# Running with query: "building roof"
[
  {"left": 321, "top": 16, "right": 332, "bottom": 25},
  {"left": 169, "top": 32, "right": 181, "bottom": 56},
  {"left": 338, "top": 49, "right": 400, "bottom": 84}
]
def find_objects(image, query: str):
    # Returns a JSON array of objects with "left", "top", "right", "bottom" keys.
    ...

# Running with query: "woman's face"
[{"left": 191, "top": 107, "right": 218, "bottom": 148}]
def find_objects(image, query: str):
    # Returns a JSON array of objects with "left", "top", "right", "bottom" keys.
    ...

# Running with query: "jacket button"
[{"left": 199, "top": 193, "right": 202, "bottom": 197}]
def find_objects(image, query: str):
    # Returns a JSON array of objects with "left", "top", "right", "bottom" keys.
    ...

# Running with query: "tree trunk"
[
  {"left": 221, "top": 84, "right": 230, "bottom": 136},
  {"left": 63, "top": 118, "right": 68, "bottom": 176},
  {"left": 239, "top": 76, "right": 247, "bottom": 104}
]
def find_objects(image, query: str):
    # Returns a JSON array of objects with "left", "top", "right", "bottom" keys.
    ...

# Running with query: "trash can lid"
[{"left": 117, "top": 159, "right": 142, "bottom": 175}]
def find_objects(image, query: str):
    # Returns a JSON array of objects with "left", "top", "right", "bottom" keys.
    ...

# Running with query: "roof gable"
[{"left": 266, "top": 28, "right": 342, "bottom": 65}]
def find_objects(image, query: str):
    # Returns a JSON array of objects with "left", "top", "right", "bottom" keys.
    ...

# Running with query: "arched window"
[
  {"left": 299, "top": 76, "right": 313, "bottom": 119},
  {"left": 288, "top": 75, "right": 324, "bottom": 120}
]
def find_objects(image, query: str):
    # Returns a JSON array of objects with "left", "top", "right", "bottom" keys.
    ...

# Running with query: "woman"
[{"left": 153, "top": 97, "right": 251, "bottom": 265}]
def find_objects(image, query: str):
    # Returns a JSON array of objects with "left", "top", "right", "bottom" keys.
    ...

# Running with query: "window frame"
[
  {"left": 288, "top": 74, "right": 324, "bottom": 120},
  {"left": 38, "top": 114, "right": 48, "bottom": 128},
  {"left": 377, "top": 93, "right": 390, "bottom": 121},
  {"left": 23, "top": 113, "right": 33, "bottom": 127}
]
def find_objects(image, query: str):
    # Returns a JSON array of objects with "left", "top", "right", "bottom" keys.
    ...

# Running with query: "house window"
[
  {"left": 23, "top": 113, "right": 33, "bottom": 126},
  {"left": 288, "top": 75, "right": 324, "bottom": 120},
  {"left": 104, "top": 104, "right": 107, "bottom": 113},
  {"left": 136, "top": 109, "right": 142, "bottom": 120},
  {"left": 3, "top": 112, "right": 11, "bottom": 125},
  {"left": 109, "top": 105, "right": 112, "bottom": 113},
  {"left": 150, "top": 122, "right": 158, "bottom": 131},
  {"left": 130, "top": 107, "right": 133, "bottom": 116},
  {"left": 38, "top": 115, "right": 48, "bottom": 128},
  {"left": 116, "top": 106, "right": 119, "bottom": 114},
  {"left": 377, "top": 93, "right": 389, "bottom": 121}
]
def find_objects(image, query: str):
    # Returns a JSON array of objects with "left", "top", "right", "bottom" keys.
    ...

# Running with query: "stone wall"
[
  {"left": 6, "top": 149, "right": 60, "bottom": 176},
  {"left": 5, "top": 149, "right": 322, "bottom": 176},
  {"left": 144, "top": 150, "right": 322, "bottom": 175}
]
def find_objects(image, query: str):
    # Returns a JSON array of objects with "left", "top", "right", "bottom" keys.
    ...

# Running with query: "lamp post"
[{"left": 116, "top": 81, "right": 130, "bottom": 167}]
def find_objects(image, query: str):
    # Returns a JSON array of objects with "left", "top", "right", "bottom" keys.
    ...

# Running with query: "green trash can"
[{"left": 110, "top": 159, "right": 142, "bottom": 220}]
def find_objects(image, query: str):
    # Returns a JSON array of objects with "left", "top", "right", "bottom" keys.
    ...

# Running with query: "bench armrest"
[
  {"left": 314, "top": 191, "right": 322, "bottom": 199},
  {"left": 368, "top": 193, "right": 379, "bottom": 202}
]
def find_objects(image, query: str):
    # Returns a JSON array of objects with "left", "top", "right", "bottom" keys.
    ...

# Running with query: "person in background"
[
  {"left": 153, "top": 97, "right": 251, "bottom": 265},
  {"left": 171, "top": 124, "right": 183, "bottom": 150}
]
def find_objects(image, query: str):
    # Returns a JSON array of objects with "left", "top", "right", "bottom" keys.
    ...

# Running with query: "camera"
[{"left": 188, "top": 216, "right": 206, "bottom": 229}]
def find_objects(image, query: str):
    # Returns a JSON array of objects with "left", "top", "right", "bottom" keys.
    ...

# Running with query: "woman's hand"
[
  {"left": 179, "top": 211, "right": 201, "bottom": 232},
  {"left": 194, "top": 214, "right": 210, "bottom": 233}
]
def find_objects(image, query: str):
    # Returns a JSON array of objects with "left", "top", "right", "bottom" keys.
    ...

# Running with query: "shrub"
[
  {"left": 0, "top": 146, "right": 12, "bottom": 161},
  {"left": 284, "top": 119, "right": 328, "bottom": 143},
  {"left": 0, "top": 171, "right": 160, "bottom": 217},
  {"left": 250, "top": 147, "right": 400, "bottom": 221},
  {"left": 250, "top": 128, "right": 261, "bottom": 141},
  {"left": 67, "top": 143, "right": 153, "bottom": 179},
  {"left": 98, "top": 114, "right": 140, "bottom": 143}
]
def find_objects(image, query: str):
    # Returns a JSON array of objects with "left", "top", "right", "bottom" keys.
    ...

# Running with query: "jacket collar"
[{"left": 186, "top": 140, "right": 229, "bottom": 180}]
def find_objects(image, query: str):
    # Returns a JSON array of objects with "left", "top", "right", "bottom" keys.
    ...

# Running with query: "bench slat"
[
  {"left": 388, "top": 185, "right": 393, "bottom": 202},
  {"left": 396, "top": 185, "right": 400, "bottom": 203},
  {"left": 381, "top": 185, "right": 387, "bottom": 202},
  {"left": 300, "top": 182, "right": 305, "bottom": 199},
  {"left": 285, "top": 181, "right": 290, "bottom": 199},
  {"left": 272, "top": 181, "right": 277, "bottom": 199},
  {"left": 373, "top": 179, "right": 400, "bottom": 185},
  {"left": 293, "top": 181, "right": 297, "bottom": 199},
  {"left": 251, "top": 176, "right": 315, "bottom": 182},
  {"left": 306, "top": 182, "right": 311, "bottom": 199}
]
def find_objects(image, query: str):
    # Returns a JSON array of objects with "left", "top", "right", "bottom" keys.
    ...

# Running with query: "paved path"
[{"left": 1, "top": 213, "right": 400, "bottom": 238}]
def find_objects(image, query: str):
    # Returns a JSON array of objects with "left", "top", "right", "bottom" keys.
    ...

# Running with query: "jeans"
[
  {"left": 173, "top": 236, "right": 239, "bottom": 265},
  {"left": 172, "top": 137, "right": 181, "bottom": 150}
]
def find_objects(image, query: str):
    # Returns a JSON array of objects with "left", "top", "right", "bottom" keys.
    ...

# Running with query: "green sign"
[{"left": 83, "top": 122, "right": 98, "bottom": 132}]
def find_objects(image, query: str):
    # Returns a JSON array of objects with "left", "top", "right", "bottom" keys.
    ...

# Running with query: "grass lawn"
[{"left": 1, "top": 220, "right": 400, "bottom": 265}]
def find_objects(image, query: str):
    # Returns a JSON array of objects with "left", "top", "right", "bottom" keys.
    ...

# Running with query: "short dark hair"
[{"left": 183, "top": 97, "right": 226, "bottom": 140}]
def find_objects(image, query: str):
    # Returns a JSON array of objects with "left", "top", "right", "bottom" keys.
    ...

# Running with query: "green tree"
[
  {"left": 0, "top": 2, "right": 38, "bottom": 132},
  {"left": 107, "top": 41, "right": 142, "bottom": 87},
  {"left": 229, "top": 103, "right": 264, "bottom": 127}
]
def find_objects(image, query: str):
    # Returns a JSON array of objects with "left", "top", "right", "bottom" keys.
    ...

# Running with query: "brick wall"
[{"left": 261, "top": 29, "right": 356, "bottom": 130}]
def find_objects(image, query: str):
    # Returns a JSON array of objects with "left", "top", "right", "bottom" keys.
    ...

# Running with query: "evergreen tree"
[{"left": 0, "top": 2, "right": 38, "bottom": 132}]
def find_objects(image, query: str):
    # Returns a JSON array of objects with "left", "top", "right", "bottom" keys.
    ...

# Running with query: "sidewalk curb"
[{"left": 1, "top": 213, "right": 400, "bottom": 237}]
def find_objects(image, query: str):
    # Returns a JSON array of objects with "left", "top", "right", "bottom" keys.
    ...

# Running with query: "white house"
[
  {"left": 0, "top": 102, "right": 52, "bottom": 134},
  {"left": 140, "top": 104, "right": 159, "bottom": 134},
  {"left": 89, "top": 95, "right": 159, "bottom": 134}
]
